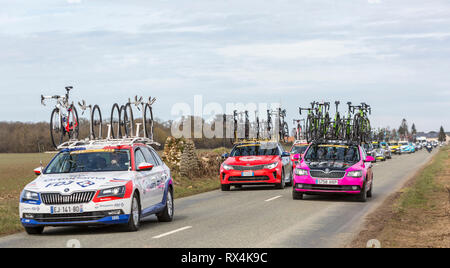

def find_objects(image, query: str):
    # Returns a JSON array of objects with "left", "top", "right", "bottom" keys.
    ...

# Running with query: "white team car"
[{"left": 20, "top": 140, "right": 174, "bottom": 235}]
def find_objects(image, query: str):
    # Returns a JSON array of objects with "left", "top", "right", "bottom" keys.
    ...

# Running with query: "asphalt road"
[{"left": 0, "top": 149, "right": 437, "bottom": 248}]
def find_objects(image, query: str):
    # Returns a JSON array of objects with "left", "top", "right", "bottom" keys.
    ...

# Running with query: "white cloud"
[
  {"left": 67, "top": 0, "right": 82, "bottom": 3},
  {"left": 216, "top": 40, "right": 377, "bottom": 60}
]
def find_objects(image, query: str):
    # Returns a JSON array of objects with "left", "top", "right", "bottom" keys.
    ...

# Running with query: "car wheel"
[
  {"left": 367, "top": 180, "right": 373, "bottom": 198},
  {"left": 357, "top": 182, "right": 367, "bottom": 202},
  {"left": 124, "top": 193, "right": 141, "bottom": 232},
  {"left": 24, "top": 226, "right": 44, "bottom": 235},
  {"left": 221, "top": 185, "right": 230, "bottom": 191},
  {"left": 275, "top": 170, "right": 285, "bottom": 189},
  {"left": 292, "top": 190, "right": 303, "bottom": 200},
  {"left": 157, "top": 188, "right": 174, "bottom": 222}
]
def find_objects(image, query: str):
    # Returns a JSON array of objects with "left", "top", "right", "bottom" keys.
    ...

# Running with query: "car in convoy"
[
  {"left": 289, "top": 140, "right": 309, "bottom": 167},
  {"left": 20, "top": 139, "right": 174, "bottom": 235},
  {"left": 363, "top": 143, "right": 377, "bottom": 162},
  {"left": 388, "top": 141, "right": 401, "bottom": 155},
  {"left": 372, "top": 142, "right": 387, "bottom": 161},
  {"left": 399, "top": 141, "right": 414, "bottom": 154},
  {"left": 220, "top": 141, "right": 293, "bottom": 190},
  {"left": 291, "top": 141, "right": 375, "bottom": 202},
  {"left": 380, "top": 142, "right": 392, "bottom": 159}
]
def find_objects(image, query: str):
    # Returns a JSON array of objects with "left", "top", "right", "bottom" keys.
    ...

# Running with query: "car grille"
[
  {"left": 230, "top": 165, "right": 266, "bottom": 171},
  {"left": 41, "top": 192, "right": 96, "bottom": 205},
  {"left": 309, "top": 170, "right": 346, "bottom": 179},
  {"left": 25, "top": 212, "right": 111, "bottom": 223},
  {"left": 301, "top": 185, "right": 360, "bottom": 191},
  {"left": 229, "top": 176, "right": 270, "bottom": 182}
]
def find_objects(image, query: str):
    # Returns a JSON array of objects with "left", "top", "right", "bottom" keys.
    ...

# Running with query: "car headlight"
[
  {"left": 264, "top": 162, "right": 279, "bottom": 169},
  {"left": 22, "top": 190, "right": 40, "bottom": 202},
  {"left": 222, "top": 164, "right": 233, "bottom": 171},
  {"left": 98, "top": 186, "right": 126, "bottom": 198},
  {"left": 347, "top": 170, "right": 363, "bottom": 178},
  {"left": 294, "top": 168, "right": 308, "bottom": 176}
]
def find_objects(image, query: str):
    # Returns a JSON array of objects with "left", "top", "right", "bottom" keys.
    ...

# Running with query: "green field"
[
  {"left": 0, "top": 153, "right": 56, "bottom": 235},
  {"left": 0, "top": 152, "right": 220, "bottom": 236}
]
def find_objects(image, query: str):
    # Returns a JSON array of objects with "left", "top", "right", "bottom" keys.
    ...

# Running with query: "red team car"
[{"left": 220, "top": 141, "right": 293, "bottom": 190}]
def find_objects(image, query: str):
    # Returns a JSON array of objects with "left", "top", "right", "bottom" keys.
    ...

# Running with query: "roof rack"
[
  {"left": 310, "top": 139, "right": 360, "bottom": 146},
  {"left": 57, "top": 137, "right": 161, "bottom": 151},
  {"left": 233, "top": 138, "right": 276, "bottom": 145}
]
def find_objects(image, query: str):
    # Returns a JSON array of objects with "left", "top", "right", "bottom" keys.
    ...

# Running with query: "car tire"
[
  {"left": 367, "top": 181, "right": 373, "bottom": 198},
  {"left": 275, "top": 170, "right": 285, "bottom": 189},
  {"left": 157, "top": 188, "right": 174, "bottom": 222},
  {"left": 357, "top": 182, "right": 367, "bottom": 202},
  {"left": 124, "top": 193, "right": 141, "bottom": 232},
  {"left": 221, "top": 185, "right": 230, "bottom": 191},
  {"left": 292, "top": 190, "right": 303, "bottom": 200},
  {"left": 24, "top": 226, "right": 44, "bottom": 235}
]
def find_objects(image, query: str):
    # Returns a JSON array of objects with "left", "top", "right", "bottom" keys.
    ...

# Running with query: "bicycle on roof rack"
[
  {"left": 41, "top": 86, "right": 79, "bottom": 149},
  {"left": 78, "top": 100, "right": 103, "bottom": 140},
  {"left": 110, "top": 96, "right": 156, "bottom": 140},
  {"left": 293, "top": 119, "right": 306, "bottom": 141}
]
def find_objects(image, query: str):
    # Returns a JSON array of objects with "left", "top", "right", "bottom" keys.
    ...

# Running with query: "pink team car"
[{"left": 292, "top": 141, "right": 374, "bottom": 202}]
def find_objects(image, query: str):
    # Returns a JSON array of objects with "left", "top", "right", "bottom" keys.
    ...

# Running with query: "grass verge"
[{"left": 350, "top": 146, "right": 450, "bottom": 248}]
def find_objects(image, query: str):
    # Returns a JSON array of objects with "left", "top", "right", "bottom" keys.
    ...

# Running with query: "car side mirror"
[
  {"left": 292, "top": 154, "right": 300, "bottom": 161},
  {"left": 222, "top": 153, "right": 229, "bottom": 160},
  {"left": 282, "top": 152, "right": 290, "bottom": 158},
  {"left": 34, "top": 167, "right": 42, "bottom": 176},
  {"left": 137, "top": 163, "right": 154, "bottom": 171},
  {"left": 365, "top": 156, "right": 375, "bottom": 163}
]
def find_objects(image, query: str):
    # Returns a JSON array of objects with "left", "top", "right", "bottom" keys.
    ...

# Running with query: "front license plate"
[
  {"left": 51, "top": 205, "right": 83, "bottom": 214},
  {"left": 316, "top": 179, "right": 338, "bottom": 185},
  {"left": 242, "top": 171, "right": 254, "bottom": 177}
]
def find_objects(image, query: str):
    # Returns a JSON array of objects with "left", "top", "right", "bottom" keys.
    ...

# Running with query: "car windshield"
[
  {"left": 373, "top": 144, "right": 381, "bottom": 149},
  {"left": 400, "top": 142, "right": 408, "bottom": 146},
  {"left": 231, "top": 143, "right": 280, "bottom": 157},
  {"left": 304, "top": 144, "right": 360, "bottom": 163},
  {"left": 290, "top": 145, "right": 308, "bottom": 154},
  {"left": 44, "top": 149, "right": 131, "bottom": 174},
  {"left": 389, "top": 143, "right": 399, "bottom": 146}
]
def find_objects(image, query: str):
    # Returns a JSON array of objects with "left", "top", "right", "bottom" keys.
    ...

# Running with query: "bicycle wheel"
[
  {"left": 91, "top": 105, "right": 102, "bottom": 140},
  {"left": 143, "top": 104, "right": 154, "bottom": 139},
  {"left": 50, "top": 108, "right": 64, "bottom": 148},
  {"left": 110, "top": 103, "right": 121, "bottom": 139},
  {"left": 124, "top": 103, "right": 134, "bottom": 137},
  {"left": 67, "top": 105, "right": 79, "bottom": 140},
  {"left": 281, "top": 122, "right": 289, "bottom": 142},
  {"left": 120, "top": 105, "right": 129, "bottom": 138}
]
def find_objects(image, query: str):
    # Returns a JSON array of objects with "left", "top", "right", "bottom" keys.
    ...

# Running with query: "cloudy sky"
[{"left": 0, "top": 0, "right": 449, "bottom": 132}]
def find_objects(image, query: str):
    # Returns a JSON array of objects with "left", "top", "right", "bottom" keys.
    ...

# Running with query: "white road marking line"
[
  {"left": 265, "top": 195, "right": 282, "bottom": 202},
  {"left": 152, "top": 226, "right": 192, "bottom": 239}
]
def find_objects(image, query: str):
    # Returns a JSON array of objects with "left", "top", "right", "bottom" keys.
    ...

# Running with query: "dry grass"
[
  {"left": 0, "top": 153, "right": 55, "bottom": 235},
  {"left": 350, "top": 146, "right": 450, "bottom": 248}
]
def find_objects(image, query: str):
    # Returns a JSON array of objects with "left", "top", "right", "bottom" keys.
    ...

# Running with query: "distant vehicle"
[
  {"left": 388, "top": 141, "right": 401, "bottom": 155},
  {"left": 292, "top": 141, "right": 374, "bottom": 202},
  {"left": 399, "top": 141, "right": 414, "bottom": 154},
  {"left": 426, "top": 142, "right": 433, "bottom": 153},
  {"left": 372, "top": 142, "right": 387, "bottom": 161},
  {"left": 380, "top": 142, "right": 392, "bottom": 159},
  {"left": 20, "top": 140, "right": 174, "bottom": 235},
  {"left": 290, "top": 140, "right": 309, "bottom": 166},
  {"left": 363, "top": 143, "right": 377, "bottom": 162},
  {"left": 220, "top": 141, "right": 293, "bottom": 190}
]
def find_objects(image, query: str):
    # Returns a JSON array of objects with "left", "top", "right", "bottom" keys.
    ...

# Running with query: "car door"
[
  {"left": 140, "top": 146, "right": 165, "bottom": 206},
  {"left": 149, "top": 148, "right": 169, "bottom": 202},
  {"left": 361, "top": 148, "right": 373, "bottom": 188},
  {"left": 279, "top": 145, "right": 291, "bottom": 173},
  {"left": 134, "top": 147, "right": 159, "bottom": 209}
]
